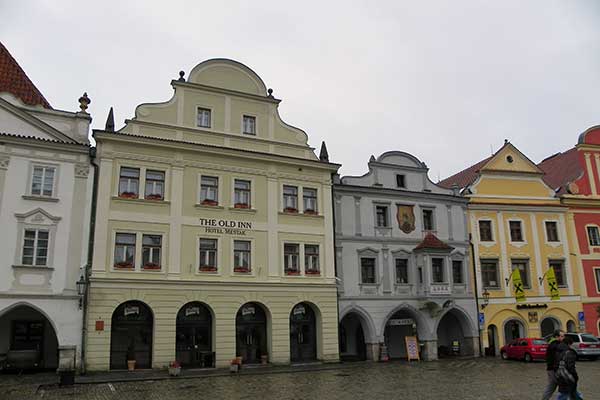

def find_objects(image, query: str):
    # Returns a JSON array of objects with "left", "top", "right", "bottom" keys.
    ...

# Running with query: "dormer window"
[
  {"left": 243, "top": 115, "right": 256, "bottom": 135},
  {"left": 197, "top": 108, "right": 211, "bottom": 128},
  {"left": 396, "top": 174, "right": 406, "bottom": 188}
]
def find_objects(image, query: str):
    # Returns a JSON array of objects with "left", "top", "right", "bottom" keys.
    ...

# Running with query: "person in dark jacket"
[
  {"left": 542, "top": 329, "right": 566, "bottom": 400},
  {"left": 557, "top": 336, "right": 581, "bottom": 400}
]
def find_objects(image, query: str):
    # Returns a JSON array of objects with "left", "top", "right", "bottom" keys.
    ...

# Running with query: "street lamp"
[
  {"left": 76, "top": 276, "right": 87, "bottom": 310},
  {"left": 481, "top": 289, "right": 490, "bottom": 309}
]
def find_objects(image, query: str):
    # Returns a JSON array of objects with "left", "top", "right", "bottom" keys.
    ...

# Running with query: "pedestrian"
[
  {"left": 541, "top": 329, "right": 566, "bottom": 400},
  {"left": 555, "top": 335, "right": 582, "bottom": 400}
]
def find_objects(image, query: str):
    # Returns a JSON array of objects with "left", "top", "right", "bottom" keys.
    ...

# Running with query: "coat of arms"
[{"left": 397, "top": 205, "right": 415, "bottom": 234}]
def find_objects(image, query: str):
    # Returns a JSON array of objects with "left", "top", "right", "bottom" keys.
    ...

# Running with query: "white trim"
[
  {"left": 231, "top": 175, "right": 255, "bottom": 209},
  {"left": 28, "top": 162, "right": 59, "bottom": 198},
  {"left": 196, "top": 105, "right": 213, "bottom": 129},
  {"left": 497, "top": 212, "right": 511, "bottom": 297},
  {"left": 241, "top": 113, "right": 258, "bottom": 136},
  {"left": 195, "top": 235, "right": 221, "bottom": 276},
  {"left": 477, "top": 218, "right": 496, "bottom": 247},
  {"left": 231, "top": 237, "right": 254, "bottom": 276},
  {"left": 584, "top": 153, "right": 597, "bottom": 195},
  {"left": 529, "top": 214, "right": 544, "bottom": 295},
  {"left": 507, "top": 218, "right": 527, "bottom": 247},
  {"left": 542, "top": 219, "right": 562, "bottom": 247},
  {"left": 197, "top": 172, "right": 223, "bottom": 205}
]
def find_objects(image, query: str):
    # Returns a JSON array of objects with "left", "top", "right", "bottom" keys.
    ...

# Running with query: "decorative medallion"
[
  {"left": 397, "top": 205, "right": 415, "bottom": 234},
  {"left": 567, "top": 182, "right": 579, "bottom": 194}
]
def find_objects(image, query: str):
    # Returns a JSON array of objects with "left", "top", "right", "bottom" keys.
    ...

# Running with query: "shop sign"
[
  {"left": 242, "top": 306, "right": 255, "bottom": 316},
  {"left": 199, "top": 218, "right": 252, "bottom": 236},
  {"left": 405, "top": 336, "right": 420, "bottom": 361},
  {"left": 95, "top": 320, "right": 104, "bottom": 331},
  {"left": 186, "top": 306, "right": 200, "bottom": 317},
  {"left": 293, "top": 305, "right": 305, "bottom": 315},
  {"left": 124, "top": 305, "right": 139, "bottom": 316},
  {"left": 388, "top": 318, "right": 414, "bottom": 326}
]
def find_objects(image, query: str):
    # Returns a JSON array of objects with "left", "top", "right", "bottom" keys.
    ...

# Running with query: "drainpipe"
[
  {"left": 80, "top": 146, "right": 99, "bottom": 374},
  {"left": 469, "top": 233, "right": 483, "bottom": 357},
  {"left": 331, "top": 173, "right": 342, "bottom": 361}
]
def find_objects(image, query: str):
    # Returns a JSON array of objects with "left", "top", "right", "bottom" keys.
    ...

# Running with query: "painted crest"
[{"left": 397, "top": 205, "right": 415, "bottom": 234}]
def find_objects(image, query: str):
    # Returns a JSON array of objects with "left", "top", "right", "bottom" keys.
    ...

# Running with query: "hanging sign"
[
  {"left": 397, "top": 205, "right": 416, "bottom": 234},
  {"left": 185, "top": 306, "right": 200, "bottom": 317},
  {"left": 512, "top": 269, "right": 526, "bottom": 303},
  {"left": 546, "top": 267, "right": 561, "bottom": 300},
  {"left": 124, "top": 305, "right": 140, "bottom": 316},
  {"left": 405, "top": 336, "right": 420, "bottom": 361},
  {"left": 293, "top": 305, "right": 305, "bottom": 315},
  {"left": 388, "top": 318, "right": 415, "bottom": 326},
  {"left": 242, "top": 306, "right": 255, "bottom": 316}
]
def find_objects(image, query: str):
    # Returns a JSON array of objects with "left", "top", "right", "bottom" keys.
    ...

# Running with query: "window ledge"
[
  {"left": 228, "top": 207, "right": 257, "bottom": 213},
  {"left": 112, "top": 196, "right": 170, "bottom": 206},
  {"left": 22, "top": 195, "right": 59, "bottom": 203},
  {"left": 358, "top": 283, "right": 380, "bottom": 287},
  {"left": 278, "top": 211, "right": 324, "bottom": 219},
  {"left": 12, "top": 264, "right": 54, "bottom": 270},
  {"left": 195, "top": 204, "right": 225, "bottom": 210}
]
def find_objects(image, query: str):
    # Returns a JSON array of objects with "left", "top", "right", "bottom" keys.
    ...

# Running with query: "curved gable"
[
  {"left": 377, "top": 151, "right": 424, "bottom": 168},
  {"left": 188, "top": 59, "right": 267, "bottom": 96},
  {"left": 578, "top": 125, "right": 600, "bottom": 146}
]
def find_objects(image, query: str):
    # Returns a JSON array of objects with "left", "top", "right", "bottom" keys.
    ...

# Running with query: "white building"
[{"left": 0, "top": 42, "right": 92, "bottom": 370}]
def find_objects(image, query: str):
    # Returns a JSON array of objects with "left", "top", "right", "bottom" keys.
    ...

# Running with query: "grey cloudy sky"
[{"left": 2, "top": 1, "right": 599, "bottom": 179}]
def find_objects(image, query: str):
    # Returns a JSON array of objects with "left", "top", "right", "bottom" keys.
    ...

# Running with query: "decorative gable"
[
  {"left": 480, "top": 142, "right": 542, "bottom": 175},
  {"left": 15, "top": 208, "right": 61, "bottom": 225}
]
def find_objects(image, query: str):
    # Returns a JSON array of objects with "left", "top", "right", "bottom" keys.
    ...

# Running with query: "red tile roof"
[
  {"left": 0, "top": 42, "right": 51, "bottom": 109},
  {"left": 414, "top": 232, "right": 453, "bottom": 251},
  {"left": 438, "top": 156, "right": 491, "bottom": 189},
  {"left": 538, "top": 147, "right": 582, "bottom": 193}
]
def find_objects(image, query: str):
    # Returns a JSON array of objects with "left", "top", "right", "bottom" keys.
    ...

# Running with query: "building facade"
[
  {"left": 86, "top": 59, "right": 340, "bottom": 370},
  {"left": 441, "top": 142, "right": 582, "bottom": 356},
  {"left": 0, "top": 42, "right": 92, "bottom": 370},
  {"left": 539, "top": 126, "right": 600, "bottom": 336},
  {"left": 336, "top": 152, "right": 479, "bottom": 362}
]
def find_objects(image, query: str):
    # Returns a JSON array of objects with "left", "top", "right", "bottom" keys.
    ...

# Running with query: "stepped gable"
[
  {"left": 0, "top": 41, "right": 51, "bottom": 109},
  {"left": 438, "top": 156, "right": 491, "bottom": 189},
  {"left": 414, "top": 232, "right": 453, "bottom": 251},
  {"left": 538, "top": 147, "right": 581, "bottom": 193}
]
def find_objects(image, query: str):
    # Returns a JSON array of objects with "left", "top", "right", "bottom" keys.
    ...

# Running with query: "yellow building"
[
  {"left": 85, "top": 59, "right": 340, "bottom": 370},
  {"left": 440, "top": 141, "right": 582, "bottom": 356}
]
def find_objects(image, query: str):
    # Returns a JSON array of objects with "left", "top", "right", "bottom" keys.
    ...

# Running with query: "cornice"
[
  {"left": 467, "top": 203, "right": 567, "bottom": 213},
  {"left": 89, "top": 277, "right": 337, "bottom": 289},
  {"left": 334, "top": 184, "right": 467, "bottom": 205},
  {"left": 171, "top": 80, "right": 281, "bottom": 104},
  {"left": 0, "top": 135, "right": 89, "bottom": 155}
]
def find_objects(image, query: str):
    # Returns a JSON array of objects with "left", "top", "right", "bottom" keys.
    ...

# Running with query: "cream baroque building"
[{"left": 86, "top": 59, "right": 340, "bottom": 370}]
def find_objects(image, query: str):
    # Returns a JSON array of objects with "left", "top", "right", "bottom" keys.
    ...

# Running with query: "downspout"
[
  {"left": 80, "top": 146, "right": 99, "bottom": 374},
  {"left": 469, "top": 233, "right": 483, "bottom": 357},
  {"left": 331, "top": 174, "right": 341, "bottom": 361}
]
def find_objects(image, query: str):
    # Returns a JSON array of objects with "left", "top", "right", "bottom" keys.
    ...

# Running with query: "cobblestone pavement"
[{"left": 2, "top": 358, "right": 600, "bottom": 400}]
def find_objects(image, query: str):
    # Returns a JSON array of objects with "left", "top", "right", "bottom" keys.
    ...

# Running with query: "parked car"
[
  {"left": 564, "top": 333, "right": 600, "bottom": 360},
  {"left": 501, "top": 338, "right": 548, "bottom": 362}
]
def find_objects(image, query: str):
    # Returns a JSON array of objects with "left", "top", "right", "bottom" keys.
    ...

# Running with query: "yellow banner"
[
  {"left": 512, "top": 268, "right": 526, "bottom": 302},
  {"left": 546, "top": 267, "right": 561, "bottom": 301}
]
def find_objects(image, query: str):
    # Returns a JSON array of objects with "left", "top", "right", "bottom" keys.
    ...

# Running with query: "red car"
[{"left": 500, "top": 338, "right": 548, "bottom": 362}]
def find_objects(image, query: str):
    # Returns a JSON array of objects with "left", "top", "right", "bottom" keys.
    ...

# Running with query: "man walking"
[{"left": 542, "top": 329, "right": 567, "bottom": 400}]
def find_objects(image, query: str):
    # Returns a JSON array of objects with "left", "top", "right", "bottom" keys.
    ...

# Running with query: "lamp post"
[
  {"left": 76, "top": 276, "right": 87, "bottom": 310},
  {"left": 481, "top": 289, "right": 490, "bottom": 310}
]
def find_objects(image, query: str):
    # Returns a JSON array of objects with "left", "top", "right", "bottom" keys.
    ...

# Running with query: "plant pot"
[
  {"left": 236, "top": 356, "right": 243, "bottom": 366},
  {"left": 260, "top": 355, "right": 268, "bottom": 365},
  {"left": 168, "top": 366, "right": 181, "bottom": 376},
  {"left": 127, "top": 360, "right": 136, "bottom": 371},
  {"left": 230, "top": 364, "right": 239, "bottom": 373}
]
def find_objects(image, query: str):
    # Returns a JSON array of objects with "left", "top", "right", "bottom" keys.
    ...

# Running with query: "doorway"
[
  {"left": 487, "top": 325, "right": 498, "bottom": 356},
  {"left": 176, "top": 302, "right": 213, "bottom": 368},
  {"left": 290, "top": 303, "right": 317, "bottom": 363},
  {"left": 235, "top": 303, "right": 268, "bottom": 364},
  {"left": 110, "top": 301, "right": 153, "bottom": 370}
]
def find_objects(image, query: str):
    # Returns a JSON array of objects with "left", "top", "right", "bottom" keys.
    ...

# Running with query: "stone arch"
[
  {"left": 381, "top": 303, "right": 430, "bottom": 360},
  {"left": 289, "top": 302, "right": 319, "bottom": 363},
  {"left": 175, "top": 301, "right": 215, "bottom": 368},
  {"left": 339, "top": 305, "right": 377, "bottom": 343},
  {"left": 0, "top": 301, "right": 60, "bottom": 343},
  {"left": 380, "top": 303, "right": 431, "bottom": 340},
  {"left": 433, "top": 306, "right": 477, "bottom": 337},
  {"left": 109, "top": 300, "right": 154, "bottom": 370},
  {"left": 435, "top": 307, "right": 478, "bottom": 357},
  {"left": 235, "top": 302, "right": 271, "bottom": 364},
  {"left": 502, "top": 317, "right": 527, "bottom": 345},
  {"left": 540, "top": 316, "right": 561, "bottom": 337}
]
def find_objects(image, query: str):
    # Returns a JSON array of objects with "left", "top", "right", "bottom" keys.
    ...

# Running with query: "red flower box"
[
  {"left": 305, "top": 270, "right": 321, "bottom": 275},
  {"left": 304, "top": 210, "right": 318, "bottom": 215},
  {"left": 234, "top": 267, "right": 251, "bottom": 273},
  {"left": 114, "top": 262, "right": 134, "bottom": 269},
  {"left": 199, "top": 265, "right": 217, "bottom": 272},
  {"left": 119, "top": 192, "right": 138, "bottom": 199},
  {"left": 234, "top": 203, "right": 250, "bottom": 209},
  {"left": 285, "top": 269, "right": 300, "bottom": 276},
  {"left": 169, "top": 360, "right": 181, "bottom": 368},
  {"left": 145, "top": 193, "right": 163, "bottom": 201},
  {"left": 284, "top": 207, "right": 298, "bottom": 213},
  {"left": 201, "top": 199, "right": 219, "bottom": 206},
  {"left": 143, "top": 263, "right": 161, "bottom": 270}
]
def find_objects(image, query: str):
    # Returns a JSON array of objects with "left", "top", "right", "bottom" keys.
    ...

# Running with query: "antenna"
[{"left": 490, "top": 144, "right": 493, "bottom": 156}]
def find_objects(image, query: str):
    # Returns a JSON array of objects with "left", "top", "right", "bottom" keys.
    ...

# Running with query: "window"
[
  {"left": 142, "top": 235, "right": 162, "bottom": 269},
  {"left": 509, "top": 221, "right": 523, "bottom": 242},
  {"left": 396, "top": 174, "right": 406, "bottom": 188},
  {"left": 284, "top": 243, "right": 300, "bottom": 274},
  {"left": 422, "top": 209, "right": 434, "bottom": 231},
  {"left": 481, "top": 259, "right": 499, "bottom": 288},
  {"left": 234, "top": 179, "right": 251, "bottom": 208},
  {"left": 200, "top": 176, "right": 219, "bottom": 205},
  {"left": 452, "top": 260, "right": 463, "bottom": 284},
  {"left": 305, "top": 245, "right": 320, "bottom": 274},
  {"left": 588, "top": 226, "right": 600, "bottom": 246},
  {"left": 31, "top": 166, "right": 55, "bottom": 197},
  {"left": 479, "top": 220, "right": 493, "bottom": 242},
  {"left": 199, "top": 239, "right": 217, "bottom": 271},
  {"left": 511, "top": 260, "right": 530, "bottom": 288},
  {"left": 375, "top": 206, "right": 389, "bottom": 227},
  {"left": 283, "top": 185, "right": 298, "bottom": 212},
  {"left": 360, "top": 258, "right": 376, "bottom": 284},
  {"left": 145, "top": 170, "right": 165, "bottom": 200},
  {"left": 431, "top": 258, "right": 444, "bottom": 283},
  {"left": 595, "top": 269, "right": 600, "bottom": 292},
  {"left": 119, "top": 167, "right": 140, "bottom": 198},
  {"left": 197, "top": 107, "right": 211, "bottom": 128},
  {"left": 243, "top": 115, "right": 256, "bottom": 135},
  {"left": 114, "top": 233, "right": 136, "bottom": 268},
  {"left": 549, "top": 260, "right": 566, "bottom": 287},
  {"left": 545, "top": 221, "right": 559, "bottom": 242},
  {"left": 303, "top": 188, "right": 318, "bottom": 214},
  {"left": 395, "top": 259, "right": 408, "bottom": 284},
  {"left": 233, "top": 240, "right": 251, "bottom": 272},
  {"left": 21, "top": 229, "right": 49, "bottom": 266}
]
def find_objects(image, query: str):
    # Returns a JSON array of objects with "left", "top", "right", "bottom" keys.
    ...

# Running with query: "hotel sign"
[{"left": 199, "top": 218, "right": 252, "bottom": 236}]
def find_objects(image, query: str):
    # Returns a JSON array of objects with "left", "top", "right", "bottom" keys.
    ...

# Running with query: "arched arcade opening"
[
  {"left": 235, "top": 302, "right": 268, "bottom": 364},
  {"left": 384, "top": 308, "right": 423, "bottom": 359},
  {"left": 339, "top": 312, "right": 367, "bottom": 361},
  {"left": 289, "top": 302, "right": 318, "bottom": 363},
  {"left": 436, "top": 308, "right": 475, "bottom": 357},
  {"left": 540, "top": 317, "right": 561, "bottom": 338},
  {"left": 176, "top": 302, "right": 214, "bottom": 368},
  {"left": 110, "top": 301, "right": 154, "bottom": 370}
]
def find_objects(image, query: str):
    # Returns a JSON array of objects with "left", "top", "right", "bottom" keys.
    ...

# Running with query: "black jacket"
[
  {"left": 546, "top": 340, "right": 568, "bottom": 371},
  {"left": 557, "top": 348, "right": 578, "bottom": 394}
]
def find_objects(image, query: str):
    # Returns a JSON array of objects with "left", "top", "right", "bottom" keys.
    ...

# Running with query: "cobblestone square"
[{"left": 3, "top": 358, "right": 600, "bottom": 400}]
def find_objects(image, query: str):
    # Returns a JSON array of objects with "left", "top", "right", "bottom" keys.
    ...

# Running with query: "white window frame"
[
  {"left": 21, "top": 228, "right": 50, "bottom": 266},
  {"left": 374, "top": 203, "right": 390, "bottom": 228},
  {"left": 421, "top": 207, "right": 436, "bottom": 232},
  {"left": 543, "top": 220, "right": 561, "bottom": 244},
  {"left": 197, "top": 107, "right": 212, "bottom": 128},
  {"left": 232, "top": 177, "right": 253, "bottom": 209},
  {"left": 198, "top": 174, "right": 221, "bottom": 205},
  {"left": 113, "top": 231, "right": 137, "bottom": 270},
  {"left": 28, "top": 163, "right": 58, "bottom": 198},
  {"left": 284, "top": 243, "right": 301, "bottom": 275},
  {"left": 141, "top": 234, "right": 163, "bottom": 270},
  {"left": 242, "top": 114, "right": 257, "bottom": 135},
  {"left": 303, "top": 187, "right": 318, "bottom": 215},
  {"left": 198, "top": 237, "right": 219, "bottom": 273},
  {"left": 282, "top": 184, "right": 299, "bottom": 212},
  {"left": 304, "top": 243, "right": 320, "bottom": 274},
  {"left": 232, "top": 239, "right": 253, "bottom": 274},
  {"left": 507, "top": 219, "right": 527, "bottom": 246},
  {"left": 144, "top": 170, "right": 166, "bottom": 200},
  {"left": 587, "top": 225, "right": 600, "bottom": 247}
]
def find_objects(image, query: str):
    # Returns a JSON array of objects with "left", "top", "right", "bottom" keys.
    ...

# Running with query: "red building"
[{"left": 539, "top": 126, "right": 600, "bottom": 335}]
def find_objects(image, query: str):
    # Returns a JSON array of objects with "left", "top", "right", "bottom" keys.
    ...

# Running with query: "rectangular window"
[
  {"left": 422, "top": 209, "right": 434, "bottom": 231},
  {"left": 481, "top": 259, "right": 499, "bottom": 288},
  {"left": 142, "top": 234, "right": 162, "bottom": 269},
  {"left": 396, "top": 174, "right": 406, "bottom": 188},
  {"left": 452, "top": 260, "right": 463, "bottom": 284},
  {"left": 549, "top": 260, "right": 566, "bottom": 287},
  {"left": 511, "top": 260, "right": 530, "bottom": 288},
  {"left": 119, "top": 167, "right": 140, "bottom": 198},
  {"left": 284, "top": 243, "right": 300, "bottom": 274},
  {"left": 431, "top": 257, "right": 444, "bottom": 283},
  {"left": 200, "top": 176, "right": 219, "bottom": 205},
  {"left": 596, "top": 269, "right": 600, "bottom": 292},
  {"left": 509, "top": 221, "right": 523, "bottom": 242},
  {"left": 375, "top": 206, "right": 388, "bottom": 227},
  {"left": 283, "top": 185, "right": 298, "bottom": 212},
  {"left": 587, "top": 226, "right": 600, "bottom": 246},
  {"left": 233, "top": 240, "right": 251, "bottom": 272},
  {"left": 479, "top": 220, "right": 493, "bottom": 242},
  {"left": 545, "top": 221, "right": 559, "bottom": 242},
  {"left": 114, "top": 233, "right": 136, "bottom": 268},
  {"left": 360, "top": 258, "right": 376, "bottom": 284},
  {"left": 21, "top": 229, "right": 49, "bottom": 266},
  {"left": 234, "top": 179, "right": 251, "bottom": 208},
  {"left": 395, "top": 259, "right": 408, "bottom": 284},
  {"left": 197, "top": 107, "right": 211, "bottom": 128},
  {"left": 303, "top": 188, "right": 318, "bottom": 214},
  {"left": 243, "top": 115, "right": 256, "bottom": 135},
  {"left": 304, "top": 245, "right": 320, "bottom": 274},
  {"left": 31, "top": 166, "right": 55, "bottom": 197},
  {"left": 199, "top": 239, "right": 217, "bottom": 271},
  {"left": 145, "top": 170, "right": 165, "bottom": 200}
]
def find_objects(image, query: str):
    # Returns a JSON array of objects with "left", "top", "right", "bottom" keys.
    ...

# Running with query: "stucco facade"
[
  {"left": 86, "top": 59, "right": 339, "bottom": 371},
  {"left": 336, "top": 152, "right": 479, "bottom": 362}
]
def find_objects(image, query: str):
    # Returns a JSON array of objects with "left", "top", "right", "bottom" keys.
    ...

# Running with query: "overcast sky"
[{"left": 2, "top": 1, "right": 599, "bottom": 179}]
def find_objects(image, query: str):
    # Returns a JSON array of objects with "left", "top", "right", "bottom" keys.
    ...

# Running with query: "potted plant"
[
  {"left": 260, "top": 354, "right": 268, "bottom": 365},
  {"left": 234, "top": 203, "right": 249, "bottom": 209},
  {"left": 234, "top": 266, "right": 250, "bottom": 273},
  {"left": 201, "top": 199, "right": 218, "bottom": 206},
  {"left": 283, "top": 207, "right": 298, "bottom": 213},
  {"left": 126, "top": 344, "right": 136, "bottom": 371},
  {"left": 230, "top": 358, "right": 241, "bottom": 373},
  {"left": 119, "top": 191, "right": 138, "bottom": 199},
  {"left": 305, "top": 269, "right": 320, "bottom": 275},
  {"left": 115, "top": 261, "right": 134, "bottom": 269},
  {"left": 199, "top": 265, "right": 217, "bottom": 272},
  {"left": 142, "top": 262, "right": 161, "bottom": 270},
  {"left": 304, "top": 209, "right": 318, "bottom": 215},
  {"left": 145, "top": 193, "right": 163, "bottom": 201},
  {"left": 168, "top": 360, "right": 181, "bottom": 376},
  {"left": 285, "top": 269, "right": 300, "bottom": 276}
]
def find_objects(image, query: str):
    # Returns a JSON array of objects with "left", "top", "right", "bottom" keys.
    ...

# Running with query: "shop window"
[
  {"left": 284, "top": 243, "right": 300, "bottom": 275},
  {"left": 145, "top": 170, "right": 165, "bottom": 200},
  {"left": 119, "top": 167, "right": 140, "bottom": 198}
]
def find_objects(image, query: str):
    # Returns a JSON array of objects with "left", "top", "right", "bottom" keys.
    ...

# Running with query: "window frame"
[
  {"left": 233, "top": 179, "right": 251, "bottom": 209},
  {"left": 375, "top": 205, "right": 389, "bottom": 228},
  {"left": 431, "top": 257, "right": 445, "bottom": 283},
  {"left": 118, "top": 167, "right": 141, "bottom": 199},
  {"left": 394, "top": 258, "right": 409, "bottom": 284},
  {"left": 422, "top": 207, "right": 435, "bottom": 232},
  {"left": 197, "top": 107, "right": 212, "bottom": 128},
  {"left": 360, "top": 257, "right": 377, "bottom": 284},
  {"left": 199, "top": 175, "right": 220, "bottom": 206},
  {"left": 452, "top": 259, "right": 464, "bottom": 284},
  {"left": 544, "top": 220, "right": 560, "bottom": 243},
  {"left": 141, "top": 234, "right": 162, "bottom": 270},
  {"left": 21, "top": 228, "right": 50, "bottom": 266},
  {"left": 549, "top": 259, "right": 567, "bottom": 288},
  {"left": 29, "top": 164, "right": 57, "bottom": 198},
  {"left": 304, "top": 244, "right": 320, "bottom": 275},
  {"left": 478, "top": 220, "right": 494, "bottom": 242},
  {"left": 198, "top": 238, "right": 218, "bottom": 272},
  {"left": 284, "top": 243, "right": 300, "bottom": 275},
  {"left": 114, "top": 232, "right": 137, "bottom": 269},
  {"left": 511, "top": 259, "right": 531, "bottom": 289},
  {"left": 587, "top": 225, "right": 600, "bottom": 247},
  {"left": 144, "top": 170, "right": 165, "bottom": 201},
  {"left": 242, "top": 114, "right": 257, "bottom": 135},
  {"left": 480, "top": 259, "right": 500, "bottom": 289},
  {"left": 594, "top": 267, "right": 600, "bottom": 294},
  {"left": 283, "top": 185, "right": 299, "bottom": 213},
  {"left": 233, "top": 239, "right": 252, "bottom": 273},
  {"left": 508, "top": 220, "right": 525, "bottom": 243},
  {"left": 396, "top": 174, "right": 406, "bottom": 188},
  {"left": 303, "top": 188, "right": 318, "bottom": 215}
]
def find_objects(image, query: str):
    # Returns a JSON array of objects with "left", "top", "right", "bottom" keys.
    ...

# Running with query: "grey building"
[{"left": 335, "top": 152, "right": 479, "bottom": 361}]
